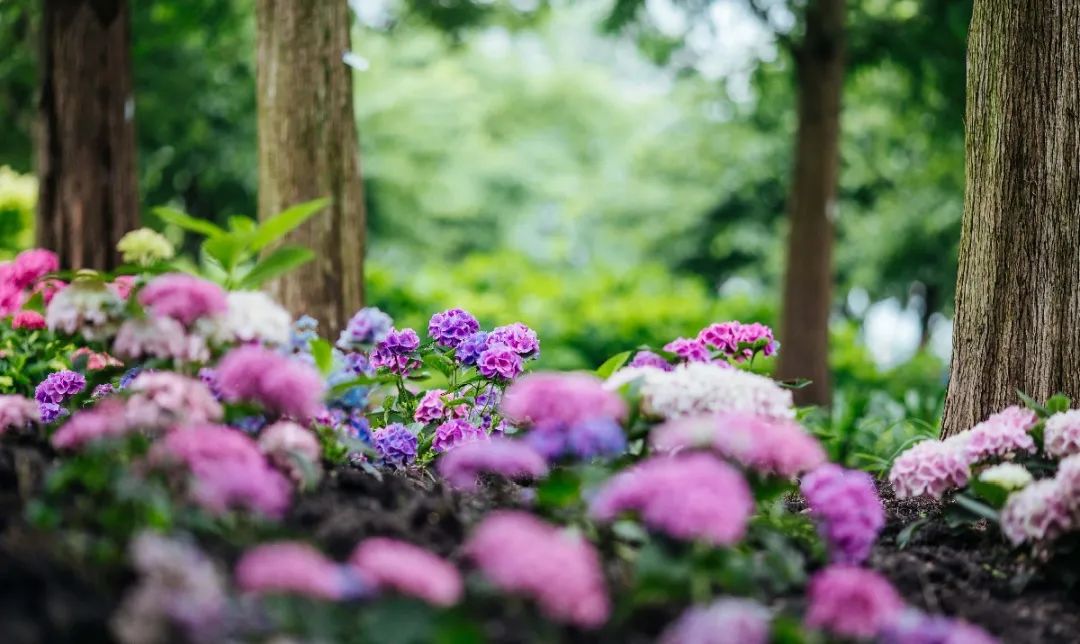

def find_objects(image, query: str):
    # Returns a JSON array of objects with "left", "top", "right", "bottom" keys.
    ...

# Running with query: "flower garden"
[{"left": 1, "top": 232, "right": 1079, "bottom": 644}]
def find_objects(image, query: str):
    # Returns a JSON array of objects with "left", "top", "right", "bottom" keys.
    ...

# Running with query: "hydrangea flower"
[
  {"left": 337, "top": 306, "right": 393, "bottom": 349},
  {"left": 999, "top": 478, "right": 1071, "bottom": 545},
  {"left": 258, "top": 421, "right": 322, "bottom": 484},
  {"left": 372, "top": 424, "right": 418, "bottom": 465},
  {"left": 663, "top": 337, "right": 711, "bottom": 363},
  {"left": 216, "top": 346, "right": 326, "bottom": 420},
  {"left": 477, "top": 343, "right": 523, "bottom": 380},
  {"left": 235, "top": 542, "right": 367, "bottom": 600},
  {"left": 109, "top": 276, "right": 134, "bottom": 300},
  {"left": 370, "top": 327, "right": 421, "bottom": 376},
  {"left": 465, "top": 511, "right": 609, "bottom": 628},
  {"left": 978, "top": 463, "right": 1034, "bottom": 491},
  {"left": 455, "top": 331, "right": 490, "bottom": 366},
  {"left": 488, "top": 322, "right": 540, "bottom": 357},
  {"left": 113, "top": 316, "right": 209, "bottom": 362},
  {"left": 0, "top": 395, "right": 39, "bottom": 433},
  {"left": 205, "top": 291, "right": 292, "bottom": 346},
  {"left": 428, "top": 308, "right": 480, "bottom": 348},
  {"left": 52, "top": 400, "right": 132, "bottom": 449},
  {"left": 11, "top": 310, "right": 45, "bottom": 330},
  {"left": 432, "top": 418, "right": 487, "bottom": 453},
  {"left": 437, "top": 438, "right": 549, "bottom": 490},
  {"left": 889, "top": 439, "right": 971, "bottom": 499},
  {"left": 698, "top": 321, "right": 778, "bottom": 360},
  {"left": 348, "top": 538, "right": 463, "bottom": 607},
  {"left": 11, "top": 249, "right": 59, "bottom": 290},
  {"left": 804, "top": 565, "right": 904, "bottom": 639},
  {"left": 45, "top": 280, "right": 124, "bottom": 341},
  {"left": 960, "top": 406, "right": 1037, "bottom": 463},
  {"left": 503, "top": 372, "right": 627, "bottom": 428},
  {"left": 590, "top": 453, "right": 753, "bottom": 545},
  {"left": 70, "top": 347, "right": 122, "bottom": 370},
  {"left": 327, "top": 351, "right": 373, "bottom": 411},
  {"left": 660, "top": 598, "right": 772, "bottom": 644},
  {"left": 116, "top": 228, "right": 175, "bottom": 266},
  {"left": 1044, "top": 409, "right": 1080, "bottom": 459},
  {"left": 414, "top": 389, "right": 454, "bottom": 424},
  {"left": 613, "top": 362, "right": 794, "bottom": 420},
  {"left": 139, "top": 274, "right": 228, "bottom": 327},
  {"left": 650, "top": 412, "right": 825, "bottom": 477},
  {"left": 628, "top": 350, "right": 673, "bottom": 371},
  {"left": 878, "top": 608, "right": 998, "bottom": 644},
  {"left": 564, "top": 417, "right": 628, "bottom": 459},
  {"left": 801, "top": 464, "right": 885, "bottom": 564},
  {"left": 288, "top": 315, "right": 319, "bottom": 353},
  {"left": 34, "top": 370, "right": 86, "bottom": 422}
]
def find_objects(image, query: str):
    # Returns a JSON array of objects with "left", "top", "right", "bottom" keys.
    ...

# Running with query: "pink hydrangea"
[
  {"left": 432, "top": 418, "right": 488, "bottom": 453},
  {"left": 11, "top": 310, "right": 45, "bottom": 330},
  {"left": 805, "top": 565, "right": 904, "bottom": 639},
  {"left": 1044, "top": 410, "right": 1080, "bottom": 459},
  {"left": 488, "top": 322, "right": 540, "bottom": 356},
  {"left": 11, "top": 249, "right": 59, "bottom": 290},
  {"left": 348, "top": 538, "right": 463, "bottom": 607},
  {"left": 235, "top": 542, "right": 362, "bottom": 600},
  {"left": 502, "top": 372, "right": 627, "bottom": 428},
  {"left": 960, "top": 406, "right": 1037, "bottom": 463},
  {"left": 477, "top": 343, "right": 524, "bottom": 380},
  {"left": 71, "top": 347, "right": 123, "bottom": 370},
  {"left": 51, "top": 400, "right": 132, "bottom": 449},
  {"left": 889, "top": 439, "right": 970, "bottom": 499},
  {"left": 589, "top": 453, "right": 753, "bottom": 545},
  {"left": 663, "top": 337, "right": 711, "bottom": 363},
  {"left": 31, "top": 277, "right": 65, "bottom": 305},
  {"left": 1057, "top": 454, "right": 1080, "bottom": 515},
  {"left": 465, "top": 511, "right": 610, "bottom": 628},
  {"left": 437, "top": 438, "right": 549, "bottom": 490},
  {"left": 0, "top": 395, "right": 40, "bottom": 433},
  {"left": 258, "top": 421, "right": 322, "bottom": 483},
  {"left": 413, "top": 389, "right": 467, "bottom": 424},
  {"left": 801, "top": 464, "right": 885, "bottom": 564},
  {"left": 697, "top": 321, "right": 741, "bottom": 353},
  {"left": 113, "top": 316, "right": 208, "bottom": 362},
  {"left": 125, "top": 372, "right": 223, "bottom": 430},
  {"left": 139, "top": 274, "right": 228, "bottom": 327},
  {"left": 110, "top": 275, "right": 136, "bottom": 300},
  {"left": 650, "top": 412, "right": 825, "bottom": 477},
  {"left": 999, "top": 478, "right": 1072, "bottom": 545},
  {"left": 216, "top": 345, "right": 326, "bottom": 420},
  {"left": 660, "top": 598, "right": 772, "bottom": 644}
]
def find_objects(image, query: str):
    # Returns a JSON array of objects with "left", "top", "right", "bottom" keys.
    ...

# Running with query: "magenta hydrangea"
[
  {"left": 628, "top": 350, "right": 673, "bottom": 371},
  {"left": 432, "top": 418, "right": 487, "bottom": 453},
  {"left": 370, "top": 327, "right": 421, "bottom": 376},
  {"left": 428, "top": 308, "right": 480, "bottom": 348},
  {"left": 454, "top": 331, "right": 489, "bottom": 366},
  {"left": 11, "top": 310, "right": 46, "bottom": 330},
  {"left": 1044, "top": 410, "right": 1080, "bottom": 459},
  {"left": 235, "top": 542, "right": 366, "bottom": 600},
  {"left": 437, "top": 438, "right": 549, "bottom": 490},
  {"left": 51, "top": 400, "right": 132, "bottom": 450},
  {"left": 663, "top": 337, "right": 711, "bottom": 363},
  {"left": 372, "top": 423, "right": 418, "bottom": 465},
  {"left": 348, "top": 538, "right": 463, "bottom": 607},
  {"left": 801, "top": 464, "right": 885, "bottom": 564},
  {"left": 660, "top": 598, "right": 772, "bottom": 644},
  {"left": 879, "top": 609, "right": 999, "bottom": 644},
  {"left": 698, "top": 321, "right": 777, "bottom": 360},
  {"left": 138, "top": 273, "right": 228, "bottom": 327},
  {"left": 465, "top": 511, "right": 610, "bottom": 628},
  {"left": 0, "top": 395, "right": 39, "bottom": 433},
  {"left": 889, "top": 439, "right": 971, "bottom": 499},
  {"left": 697, "top": 321, "right": 741, "bottom": 354},
  {"left": 337, "top": 306, "right": 393, "bottom": 349},
  {"left": 960, "top": 405, "right": 1037, "bottom": 463},
  {"left": 216, "top": 345, "right": 326, "bottom": 420},
  {"left": 502, "top": 372, "right": 627, "bottom": 428},
  {"left": 11, "top": 249, "right": 59, "bottom": 290},
  {"left": 477, "top": 343, "right": 524, "bottom": 380},
  {"left": 804, "top": 565, "right": 904, "bottom": 639},
  {"left": 414, "top": 389, "right": 449, "bottom": 424},
  {"left": 488, "top": 322, "right": 540, "bottom": 356},
  {"left": 34, "top": 370, "right": 86, "bottom": 423},
  {"left": 590, "top": 453, "right": 753, "bottom": 545}
]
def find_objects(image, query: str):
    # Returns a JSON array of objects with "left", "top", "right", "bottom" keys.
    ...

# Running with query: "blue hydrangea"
[
  {"left": 289, "top": 315, "right": 320, "bottom": 353},
  {"left": 567, "top": 417, "right": 627, "bottom": 459},
  {"left": 337, "top": 307, "right": 393, "bottom": 349},
  {"left": 455, "top": 331, "right": 489, "bottom": 366},
  {"left": 119, "top": 367, "right": 144, "bottom": 389}
]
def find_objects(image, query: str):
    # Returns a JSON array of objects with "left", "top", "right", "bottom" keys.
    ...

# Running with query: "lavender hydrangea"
[
  {"left": 455, "top": 331, "right": 490, "bottom": 366},
  {"left": 370, "top": 328, "right": 421, "bottom": 376},
  {"left": 34, "top": 370, "right": 86, "bottom": 422},
  {"left": 432, "top": 418, "right": 487, "bottom": 453},
  {"left": 488, "top": 322, "right": 539, "bottom": 357},
  {"left": 477, "top": 343, "right": 524, "bottom": 380},
  {"left": 337, "top": 307, "right": 393, "bottom": 349},
  {"left": 289, "top": 315, "right": 319, "bottom": 353},
  {"left": 373, "top": 424, "right": 418, "bottom": 465},
  {"left": 801, "top": 464, "right": 885, "bottom": 564},
  {"left": 528, "top": 417, "right": 627, "bottom": 461},
  {"left": 428, "top": 308, "right": 480, "bottom": 348},
  {"left": 628, "top": 350, "right": 673, "bottom": 371}
]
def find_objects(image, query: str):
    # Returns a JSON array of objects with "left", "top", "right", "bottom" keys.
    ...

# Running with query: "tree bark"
[
  {"left": 776, "top": 0, "right": 845, "bottom": 406},
  {"left": 255, "top": 0, "right": 365, "bottom": 337},
  {"left": 36, "top": 0, "right": 138, "bottom": 271},
  {"left": 942, "top": 1, "right": 1080, "bottom": 436}
]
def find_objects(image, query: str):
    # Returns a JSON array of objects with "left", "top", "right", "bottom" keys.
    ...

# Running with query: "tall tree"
[
  {"left": 774, "top": 0, "right": 845, "bottom": 406},
  {"left": 256, "top": 0, "right": 365, "bottom": 336},
  {"left": 37, "top": 0, "right": 138, "bottom": 270},
  {"left": 942, "top": 1, "right": 1080, "bottom": 436}
]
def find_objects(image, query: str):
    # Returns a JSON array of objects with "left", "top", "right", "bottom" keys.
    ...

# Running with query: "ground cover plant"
[{"left": 0, "top": 230, "right": 1076, "bottom": 644}]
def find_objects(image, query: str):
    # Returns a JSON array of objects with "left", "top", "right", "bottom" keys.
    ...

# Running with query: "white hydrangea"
[
  {"left": 45, "top": 280, "right": 124, "bottom": 341},
  {"left": 608, "top": 362, "right": 794, "bottom": 420},
  {"left": 978, "top": 463, "right": 1034, "bottom": 491},
  {"left": 603, "top": 366, "right": 666, "bottom": 392},
  {"left": 196, "top": 290, "right": 292, "bottom": 346}
]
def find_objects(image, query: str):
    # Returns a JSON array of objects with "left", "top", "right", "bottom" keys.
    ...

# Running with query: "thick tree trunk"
[
  {"left": 36, "top": 0, "right": 138, "bottom": 271},
  {"left": 942, "top": 2, "right": 1080, "bottom": 437},
  {"left": 256, "top": 0, "right": 365, "bottom": 337},
  {"left": 776, "top": 0, "right": 845, "bottom": 406}
]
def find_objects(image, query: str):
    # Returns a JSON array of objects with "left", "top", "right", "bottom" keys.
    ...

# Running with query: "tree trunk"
[
  {"left": 256, "top": 0, "right": 365, "bottom": 337},
  {"left": 36, "top": 0, "right": 138, "bottom": 271},
  {"left": 942, "top": 1, "right": 1080, "bottom": 437},
  {"left": 776, "top": 0, "right": 845, "bottom": 407}
]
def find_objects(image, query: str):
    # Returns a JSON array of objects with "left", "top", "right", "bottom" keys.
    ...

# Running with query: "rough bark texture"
[
  {"left": 36, "top": 0, "right": 138, "bottom": 271},
  {"left": 776, "top": 0, "right": 846, "bottom": 406},
  {"left": 942, "top": 1, "right": 1080, "bottom": 436},
  {"left": 256, "top": 0, "right": 366, "bottom": 337}
]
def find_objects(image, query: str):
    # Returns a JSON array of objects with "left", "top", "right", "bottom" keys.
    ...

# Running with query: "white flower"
[
  {"left": 45, "top": 280, "right": 124, "bottom": 341},
  {"left": 198, "top": 291, "right": 292, "bottom": 346},
  {"left": 603, "top": 366, "right": 666, "bottom": 392},
  {"left": 978, "top": 463, "right": 1033, "bottom": 491},
  {"left": 609, "top": 362, "right": 794, "bottom": 420},
  {"left": 113, "top": 316, "right": 209, "bottom": 363}
]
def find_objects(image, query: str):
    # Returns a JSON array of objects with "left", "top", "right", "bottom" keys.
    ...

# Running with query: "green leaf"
[
  {"left": 250, "top": 197, "right": 330, "bottom": 251},
  {"left": 595, "top": 350, "right": 631, "bottom": 378},
  {"left": 227, "top": 215, "right": 258, "bottom": 233},
  {"left": 536, "top": 468, "right": 581, "bottom": 508},
  {"left": 779, "top": 378, "right": 813, "bottom": 390},
  {"left": 1017, "top": 390, "right": 1050, "bottom": 416},
  {"left": 310, "top": 338, "right": 334, "bottom": 377},
  {"left": 971, "top": 479, "right": 1010, "bottom": 509},
  {"left": 1046, "top": 393, "right": 1072, "bottom": 414},
  {"left": 952, "top": 492, "right": 1000, "bottom": 521},
  {"left": 237, "top": 245, "right": 315, "bottom": 289},
  {"left": 202, "top": 235, "right": 248, "bottom": 272},
  {"left": 896, "top": 517, "right": 928, "bottom": 548},
  {"left": 152, "top": 206, "right": 226, "bottom": 238}
]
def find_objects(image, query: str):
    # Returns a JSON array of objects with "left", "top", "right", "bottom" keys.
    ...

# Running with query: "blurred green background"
[{"left": 0, "top": 0, "right": 966, "bottom": 444}]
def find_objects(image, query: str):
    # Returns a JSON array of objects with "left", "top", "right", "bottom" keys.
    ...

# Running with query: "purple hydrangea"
[
  {"left": 92, "top": 384, "right": 115, "bottom": 399},
  {"left": 34, "top": 370, "right": 86, "bottom": 422},
  {"left": 567, "top": 417, "right": 628, "bottom": 460},
  {"left": 373, "top": 424, "right": 418, "bottom": 465},
  {"left": 455, "top": 331, "right": 490, "bottom": 366},
  {"left": 663, "top": 337, "right": 711, "bottom": 363},
  {"left": 432, "top": 418, "right": 487, "bottom": 453},
  {"left": 119, "top": 367, "right": 144, "bottom": 390},
  {"left": 488, "top": 323, "right": 539, "bottom": 357},
  {"left": 337, "top": 307, "right": 393, "bottom": 349},
  {"left": 370, "top": 328, "right": 421, "bottom": 376},
  {"left": 198, "top": 367, "right": 222, "bottom": 401},
  {"left": 477, "top": 343, "right": 524, "bottom": 380},
  {"left": 628, "top": 350, "right": 673, "bottom": 371},
  {"left": 801, "top": 464, "right": 885, "bottom": 564},
  {"left": 428, "top": 308, "right": 480, "bottom": 348},
  {"left": 234, "top": 415, "right": 268, "bottom": 435}
]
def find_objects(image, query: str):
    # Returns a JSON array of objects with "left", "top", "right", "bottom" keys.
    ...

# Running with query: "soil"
[{"left": 2, "top": 441, "right": 1079, "bottom": 644}]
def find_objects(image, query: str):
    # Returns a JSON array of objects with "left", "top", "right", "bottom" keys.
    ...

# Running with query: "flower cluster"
[
  {"left": 590, "top": 453, "right": 753, "bottom": 545},
  {"left": 235, "top": 542, "right": 366, "bottom": 600},
  {"left": 138, "top": 273, "right": 227, "bottom": 327},
  {"left": 372, "top": 423, "right": 418, "bottom": 465},
  {"left": 0, "top": 395, "right": 39, "bottom": 433},
  {"left": 348, "top": 538, "right": 462, "bottom": 607},
  {"left": 216, "top": 345, "right": 325, "bottom": 420},
  {"left": 660, "top": 598, "right": 772, "bottom": 644},
  {"left": 116, "top": 228, "right": 175, "bottom": 266},
  {"left": 437, "top": 438, "right": 549, "bottom": 490},
  {"left": 465, "top": 511, "right": 609, "bottom": 628},
  {"left": 124, "top": 372, "right": 223, "bottom": 430},
  {"left": 370, "top": 327, "right": 422, "bottom": 375},
  {"left": 804, "top": 565, "right": 904, "bottom": 639},
  {"left": 212, "top": 290, "right": 292, "bottom": 346},
  {"left": 258, "top": 421, "right": 322, "bottom": 484},
  {"left": 337, "top": 306, "right": 393, "bottom": 349},
  {"left": 889, "top": 438, "right": 971, "bottom": 499},
  {"left": 878, "top": 609, "right": 997, "bottom": 644},
  {"left": 432, "top": 418, "right": 487, "bottom": 453},
  {"left": 628, "top": 349, "right": 673, "bottom": 371},
  {"left": 960, "top": 406, "right": 1037, "bottom": 462},
  {"left": 414, "top": 388, "right": 465, "bottom": 424},
  {"left": 34, "top": 369, "right": 86, "bottom": 422},
  {"left": 978, "top": 463, "right": 1033, "bottom": 491},
  {"left": 0, "top": 249, "right": 59, "bottom": 316},
  {"left": 46, "top": 279, "right": 123, "bottom": 341},
  {"left": 428, "top": 307, "right": 480, "bottom": 348},
  {"left": 999, "top": 467, "right": 1075, "bottom": 545},
  {"left": 51, "top": 400, "right": 132, "bottom": 449},
  {"left": 801, "top": 464, "right": 885, "bottom": 564},
  {"left": 698, "top": 321, "right": 777, "bottom": 361},
  {"left": 663, "top": 337, "right": 711, "bottom": 363},
  {"left": 1044, "top": 409, "right": 1080, "bottom": 459},
  {"left": 114, "top": 315, "right": 209, "bottom": 362}
]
